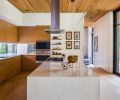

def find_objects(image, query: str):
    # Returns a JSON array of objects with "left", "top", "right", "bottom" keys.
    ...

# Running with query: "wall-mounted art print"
[
  {"left": 74, "top": 31, "right": 80, "bottom": 40},
  {"left": 66, "top": 41, "right": 72, "bottom": 49},
  {"left": 74, "top": 41, "right": 80, "bottom": 49},
  {"left": 66, "top": 31, "right": 72, "bottom": 40},
  {"left": 94, "top": 36, "right": 98, "bottom": 52}
]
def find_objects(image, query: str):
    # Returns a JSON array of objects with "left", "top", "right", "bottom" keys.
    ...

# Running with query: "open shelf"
[
  {"left": 50, "top": 30, "right": 65, "bottom": 59},
  {"left": 52, "top": 49, "right": 62, "bottom": 50},
  {"left": 52, "top": 44, "right": 62, "bottom": 45}
]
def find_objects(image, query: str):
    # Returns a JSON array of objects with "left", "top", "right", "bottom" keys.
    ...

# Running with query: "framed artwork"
[
  {"left": 94, "top": 36, "right": 98, "bottom": 52},
  {"left": 74, "top": 41, "right": 80, "bottom": 49},
  {"left": 66, "top": 31, "right": 72, "bottom": 40},
  {"left": 66, "top": 41, "right": 72, "bottom": 49},
  {"left": 74, "top": 31, "right": 80, "bottom": 40}
]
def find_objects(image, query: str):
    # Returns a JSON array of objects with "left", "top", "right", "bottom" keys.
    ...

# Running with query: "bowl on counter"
[{"left": 61, "top": 62, "right": 72, "bottom": 69}]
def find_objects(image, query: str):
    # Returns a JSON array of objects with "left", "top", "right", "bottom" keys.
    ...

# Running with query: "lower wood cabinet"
[
  {"left": 0, "top": 55, "right": 40, "bottom": 84},
  {"left": 22, "top": 55, "right": 40, "bottom": 71},
  {"left": 0, "top": 56, "right": 21, "bottom": 84}
]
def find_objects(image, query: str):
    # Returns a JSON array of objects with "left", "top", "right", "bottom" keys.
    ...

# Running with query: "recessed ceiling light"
[
  {"left": 25, "top": 9, "right": 29, "bottom": 11},
  {"left": 71, "top": 0, "right": 75, "bottom": 2}
]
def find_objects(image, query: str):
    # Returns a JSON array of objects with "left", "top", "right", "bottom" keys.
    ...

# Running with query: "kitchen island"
[{"left": 27, "top": 61, "right": 100, "bottom": 100}]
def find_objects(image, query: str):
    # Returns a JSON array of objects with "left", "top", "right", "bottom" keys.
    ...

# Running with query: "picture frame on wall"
[
  {"left": 74, "top": 31, "right": 80, "bottom": 40},
  {"left": 74, "top": 41, "right": 80, "bottom": 49},
  {"left": 66, "top": 41, "right": 72, "bottom": 49},
  {"left": 66, "top": 31, "right": 72, "bottom": 40},
  {"left": 94, "top": 36, "right": 98, "bottom": 52}
]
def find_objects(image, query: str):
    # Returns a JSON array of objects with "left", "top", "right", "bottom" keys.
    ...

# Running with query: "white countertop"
[
  {"left": 0, "top": 53, "right": 20, "bottom": 60},
  {"left": 0, "top": 52, "right": 36, "bottom": 60},
  {"left": 28, "top": 61, "right": 95, "bottom": 77}
]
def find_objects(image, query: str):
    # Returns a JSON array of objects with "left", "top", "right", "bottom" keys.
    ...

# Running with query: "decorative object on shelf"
[
  {"left": 66, "top": 31, "right": 72, "bottom": 40},
  {"left": 52, "top": 42, "right": 62, "bottom": 45},
  {"left": 66, "top": 41, "right": 72, "bottom": 49},
  {"left": 52, "top": 36, "right": 62, "bottom": 40},
  {"left": 52, "top": 46, "right": 62, "bottom": 50},
  {"left": 74, "top": 31, "right": 80, "bottom": 40},
  {"left": 74, "top": 41, "right": 80, "bottom": 49},
  {"left": 52, "top": 51, "right": 65, "bottom": 56},
  {"left": 94, "top": 36, "right": 98, "bottom": 52}
]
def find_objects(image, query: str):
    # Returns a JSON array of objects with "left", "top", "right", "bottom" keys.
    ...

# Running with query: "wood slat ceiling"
[{"left": 8, "top": 0, "right": 120, "bottom": 27}]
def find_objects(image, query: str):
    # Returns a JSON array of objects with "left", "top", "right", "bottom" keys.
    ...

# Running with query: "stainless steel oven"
[{"left": 36, "top": 41, "right": 50, "bottom": 63}]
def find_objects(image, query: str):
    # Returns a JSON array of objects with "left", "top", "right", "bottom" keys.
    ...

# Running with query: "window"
[
  {"left": 27, "top": 44, "right": 36, "bottom": 53},
  {"left": 8, "top": 44, "right": 17, "bottom": 53},
  {"left": 0, "top": 43, "right": 17, "bottom": 54},
  {"left": 114, "top": 9, "right": 120, "bottom": 75},
  {"left": 0, "top": 44, "right": 7, "bottom": 54}
]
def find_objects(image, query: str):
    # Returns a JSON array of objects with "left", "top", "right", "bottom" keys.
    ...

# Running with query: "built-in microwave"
[{"left": 36, "top": 41, "right": 50, "bottom": 50}]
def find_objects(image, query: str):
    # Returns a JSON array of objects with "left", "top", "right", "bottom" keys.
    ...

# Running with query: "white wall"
[
  {"left": 23, "top": 13, "right": 51, "bottom": 26},
  {"left": 60, "top": 13, "right": 84, "bottom": 66},
  {"left": 17, "top": 44, "right": 28, "bottom": 55},
  {"left": 0, "top": 0, "right": 23, "bottom": 25},
  {"left": 94, "top": 12, "right": 113, "bottom": 73},
  {"left": 23, "top": 13, "right": 84, "bottom": 65}
]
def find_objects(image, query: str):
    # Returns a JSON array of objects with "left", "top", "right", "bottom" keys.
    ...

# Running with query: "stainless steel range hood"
[{"left": 44, "top": 0, "right": 64, "bottom": 33}]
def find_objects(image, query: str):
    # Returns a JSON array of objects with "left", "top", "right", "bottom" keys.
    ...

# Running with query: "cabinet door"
[
  {"left": 27, "top": 27, "right": 37, "bottom": 43},
  {"left": 0, "top": 60, "right": 6, "bottom": 83},
  {"left": 18, "top": 27, "right": 28, "bottom": 43},
  {"left": 22, "top": 55, "right": 40, "bottom": 71},
  {"left": 18, "top": 27, "right": 37, "bottom": 43},
  {"left": 0, "top": 20, "right": 7, "bottom": 42},
  {"left": 36, "top": 26, "right": 50, "bottom": 41},
  {"left": 0, "top": 56, "right": 21, "bottom": 84},
  {"left": 6, "top": 23, "right": 18, "bottom": 42}
]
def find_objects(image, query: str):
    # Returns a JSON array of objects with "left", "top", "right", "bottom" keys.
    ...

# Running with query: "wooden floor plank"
[
  {"left": 90, "top": 67, "right": 111, "bottom": 76},
  {"left": 0, "top": 72, "right": 30, "bottom": 100}
]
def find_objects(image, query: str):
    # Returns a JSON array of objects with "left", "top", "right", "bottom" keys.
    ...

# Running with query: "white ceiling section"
[
  {"left": 0, "top": 0, "right": 84, "bottom": 27},
  {"left": 0, "top": 0, "right": 23, "bottom": 25},
  {"left": 23, "top": 13, "right": 51, "bottom": 26},
  {"left": 23, "top": 13, "right": 84, "bottom": 27}
]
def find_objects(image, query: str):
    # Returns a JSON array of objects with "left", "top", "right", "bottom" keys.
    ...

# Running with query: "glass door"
[{"left": 114, "top": 10, "right": 120, "bottom": 75}]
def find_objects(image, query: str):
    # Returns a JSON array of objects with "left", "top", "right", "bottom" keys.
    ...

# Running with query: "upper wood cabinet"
[
  {"left": 18, "top": 26, "right": 50, "bottom": 43},
  {"left": 0, "top": 19, "right": 18, "bottom": 43},
  {"left": 6, "top": 22, "right": 18, "bottom": 42},
  {"left": 0, "top": 20, "right": 7, "bottom": 42},
  {"left": 18, "top": 26, "right": 37, "bottom": 43},
  {"left": 36, "top": 26, "right": 50, "bottom": 41}
]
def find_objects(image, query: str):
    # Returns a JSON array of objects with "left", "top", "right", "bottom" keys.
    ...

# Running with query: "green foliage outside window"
[{"left": 0, "top": 43, "right": 17, "bottom": 54}]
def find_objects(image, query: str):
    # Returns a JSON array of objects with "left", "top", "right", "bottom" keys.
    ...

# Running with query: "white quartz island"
[{"left": 27, "top": 61, "right": 100, "bottom": 100}]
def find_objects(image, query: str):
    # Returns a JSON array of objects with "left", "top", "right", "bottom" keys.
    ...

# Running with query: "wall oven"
[{"left": 36, "top": 41, "right": 50, "bottom": 63}]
